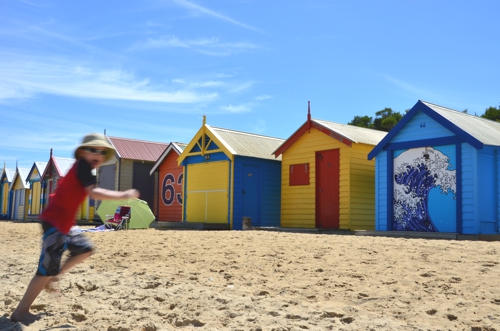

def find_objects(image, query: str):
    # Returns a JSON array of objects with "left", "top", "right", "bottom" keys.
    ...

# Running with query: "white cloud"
[
  {"left": 228, "top": 81, "right": 254, "bottom": 93},
  {"left": 254, "top": 94, "right": 271, "bottom": 101},
  {"left": 131, "top": 35, "right": 259, "bottom": 56},
  {"left": 171, "top": 0, "right": 262, "bottom": 33},
  {"left": 220, "top": 103, "right": 252, "bottom": 113},
  {"left": 0, "top": 56, "right": 218, "bottom": 103},
  {"left": 385, "top": 75, "right": 438, "bottom": 100},
  {"left": 0, "top": 86, "right": 34, "bottom": 101},
  {"left": 253, "top": 119, "right": 267, "bottom": 134},
  {"left": 218, "top": 92, "right": 271, "bottom": 114},
  {"left": 15, "top": 0, "right": 46, "bottom": 8},
  {"left": 172, "top": 78, "right": 224, "bottom": 88}
]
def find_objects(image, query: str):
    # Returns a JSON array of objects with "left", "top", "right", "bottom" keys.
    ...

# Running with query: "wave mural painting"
[{"left": 393, "top": 146, "right": 457, "bottom": 232}]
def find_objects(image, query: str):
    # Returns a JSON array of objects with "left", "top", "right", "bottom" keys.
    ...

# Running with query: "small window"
[{"left": 289, "top": 163, "right": 310, "bottom": 186}]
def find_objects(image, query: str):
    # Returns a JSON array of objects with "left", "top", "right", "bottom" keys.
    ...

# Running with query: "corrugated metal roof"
[
  {"left": 108, "top": 136, "right": 170, "bottom": 162},
  {"left": 422, "top": 101, "right": 500, "bottom": 146},
  {"left": 53, "top": 157, "right": 75, "bottom": 176},
  {"left": 211, "top": 127, "right": 285, "bottom": 161},
  {"left": 313, "top": 119, "right": 387, "bottom": 145}
]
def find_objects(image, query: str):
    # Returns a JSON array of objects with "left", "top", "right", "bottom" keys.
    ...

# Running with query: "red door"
[{"left": 315, "top": 149, "right": 340, "bottom": 228}]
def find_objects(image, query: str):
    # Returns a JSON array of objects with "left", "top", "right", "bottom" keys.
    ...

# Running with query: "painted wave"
[{"left": 393, "top": 147, "right": 456, "bottom": 232}]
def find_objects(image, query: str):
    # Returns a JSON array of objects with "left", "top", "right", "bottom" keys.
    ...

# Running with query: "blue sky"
[{"left": 2, "top": 0, "right": 499, "bottom": 169}]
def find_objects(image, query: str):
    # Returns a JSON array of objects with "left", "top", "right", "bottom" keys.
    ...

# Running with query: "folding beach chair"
[{"left": 105, "top": 206, "right": 131, "bottom": 230}]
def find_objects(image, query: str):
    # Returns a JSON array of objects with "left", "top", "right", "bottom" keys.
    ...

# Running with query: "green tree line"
[{"left": 348, "top": 105, "right": 500, "bottom": 132}]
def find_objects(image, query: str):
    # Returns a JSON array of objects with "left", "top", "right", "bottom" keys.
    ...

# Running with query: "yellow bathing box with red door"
[{"left": 273, "top": 102, "right": 387, "bottom": 230}]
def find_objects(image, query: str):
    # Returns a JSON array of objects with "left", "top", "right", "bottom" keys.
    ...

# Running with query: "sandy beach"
[{"left": 1, "top": 221, "right": 500, "bottom": 331}]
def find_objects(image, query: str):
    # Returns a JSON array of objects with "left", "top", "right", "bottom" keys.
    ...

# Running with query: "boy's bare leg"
[
  {"left": 60, "top": 250, "right": 93, "bottom": 274},
  {"left": 11, "top": 250, "right": 93, "bottom": 324},
  {"left": 10, "top": 275, "right": 50, "bottom": 324},
  {"left": 44, "top": 250, "right": 93, "bottom": 292}
]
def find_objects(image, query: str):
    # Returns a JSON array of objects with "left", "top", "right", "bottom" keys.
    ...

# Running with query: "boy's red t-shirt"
[{"left": 40, "top": 159, "right": 96, "bottom": 234}]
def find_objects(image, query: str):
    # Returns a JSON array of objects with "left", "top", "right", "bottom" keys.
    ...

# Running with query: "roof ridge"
[
  {"left": 422, "top": 100, "right": 500, "bottom": 124},
  {"left": 312, "top": 118, "right": 388, "bottom": 133},
  {"left": 108, "top": 136, "right": 169, "bottom": 145},
  {"left": 211, "top": 126, "right": 285, "bottom": 141}
]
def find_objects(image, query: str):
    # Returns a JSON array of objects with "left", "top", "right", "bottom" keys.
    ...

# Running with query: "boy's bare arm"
[{"left": 85, "top": 185, "right": 140, "bottom": 200}]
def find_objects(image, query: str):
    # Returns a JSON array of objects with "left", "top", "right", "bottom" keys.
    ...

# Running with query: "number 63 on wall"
[{"left": 162, "top": 172, "right": 183, "bottom": 206}]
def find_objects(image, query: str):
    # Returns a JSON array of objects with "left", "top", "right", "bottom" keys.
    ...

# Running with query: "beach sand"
[{"left": 1, "top": 221, "right": 500, "bottom": 331}]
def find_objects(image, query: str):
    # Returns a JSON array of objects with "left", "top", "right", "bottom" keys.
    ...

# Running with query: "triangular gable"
[
  {"left": 1, "top": 168, "right": 15, "bottom": 184},
  {"left": 273, "top": 119, "right": 354, "bottom": 158},
  {"left": 26, "top": 162, "right": 48, "bottom": 183},
  {"left": 41, "top": 156, "right": 75, "bottom": 179},
  {"left": 177, "top": 117, "right": 235, "bottom": 166},
  {"left": 273, "top": 101, "right": 360, "bottom": 157},
  {"left": 368, "top": 100, "right": 484, "bottom": 160},
  {"left": 150, "top": 142, "right": 187, "bottom": 175},
  {"left": 10, "top": 168, "right": 30, "bottom": 190}
]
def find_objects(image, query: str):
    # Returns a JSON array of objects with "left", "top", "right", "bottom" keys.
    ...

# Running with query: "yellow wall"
[
  {"left": 348, "top": 143, "right": 376, "bottom": 230},
  {"left": 281, "top": 127, "right": 376, "bottom": 230},
  {"left": 75, "top": 198, "right": 90, "bottom": 220},
  {"left": 186, "top": 161, "right": 229, "bottom": 224},
  {"left": 1, "top": 182, "right": 8, "bottom": 214},
  {"left": 29, "top": 181, "right": 42, "bottom": 215}
]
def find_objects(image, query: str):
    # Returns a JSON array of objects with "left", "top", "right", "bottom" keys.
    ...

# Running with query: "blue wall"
[
  {"left": 478, "top": 146, "right": 498, "bottom": 234},
  {"left": 375, "top": 150, "right": 388, "bottom": 231},
  {"left": 373, "top": 106, "right": 500, "bottom": 234},
  {"left": 232, "top": 156, "right": 281, "bottom": 230}
]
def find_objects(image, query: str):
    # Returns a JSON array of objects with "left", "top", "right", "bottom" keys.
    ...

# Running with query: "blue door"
[{"left": 241, "top": 164, "right": 261, "bottom": 228}]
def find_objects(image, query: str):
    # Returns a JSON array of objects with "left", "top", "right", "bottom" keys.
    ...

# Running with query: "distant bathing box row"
[{"left": 2, "top": 100, "right": 500, "bottom": 235}]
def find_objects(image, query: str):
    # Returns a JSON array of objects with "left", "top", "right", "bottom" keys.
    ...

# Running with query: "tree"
[
  {"left": 372, "top": 108, "right": 403, "bottom": 131},
  {"left": 481, "top": 106, "right": 500, "bottom": 122},
  {"left": 347, "top": 108, "right": 403, "bottom": 132},
  {"left": 348, "top": 115, "right": 373, "bottom": 128}
]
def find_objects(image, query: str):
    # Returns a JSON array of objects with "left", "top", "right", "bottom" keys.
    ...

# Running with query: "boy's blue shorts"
[{"left": 36, "top": 221, "right": 94, "bottom": 276}]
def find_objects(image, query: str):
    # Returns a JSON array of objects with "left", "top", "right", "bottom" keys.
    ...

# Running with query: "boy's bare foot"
[
  {"left": 10, "top": 311, "right": 41, "bottom": 325},
  {"left": 44, "top": 276, "right": 60, "bottom": 293}
]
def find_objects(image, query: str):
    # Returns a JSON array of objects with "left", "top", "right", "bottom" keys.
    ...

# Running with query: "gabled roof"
[
  {"left": 107, "top": 136, "right": 170, "bottom": 162},
  {"left": 150, "top": 142, "right": 188, "bottom": 175},
  {"left": 368, "top": 100, "right": 500, "bottom": 160},
  {"left": 10, "top": 167, "right": 31, "bottom": 190},
  {"left": 26, "top": 162, "right": 48, "bottom": 182},
  {"left": 178, "top": 117, "right": 285, "bottom": 165},
  {"left": 273, "top": 116, "right": 387, "bottom": 158},
  {"left": 314, "top": 119, "right": 387, "bottom": 145},
  {"left": 41, "top": 156, "right": 75, "bottom": 179},
  {"left": 1, "top": 168, "right": 16, "bottom": 183},
  {"left": 211, "top": 126, "right": 285, "bottom": 160},
  {"left": 421, "top": 101, "right": 500, "bottom": 146}
]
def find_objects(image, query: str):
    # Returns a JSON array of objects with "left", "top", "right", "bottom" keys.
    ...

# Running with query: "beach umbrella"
[{"left": 96, "top": 198, "right": 155, "bottom": 229}]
